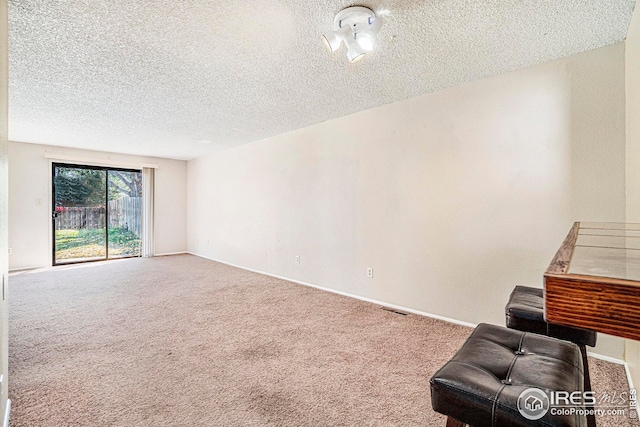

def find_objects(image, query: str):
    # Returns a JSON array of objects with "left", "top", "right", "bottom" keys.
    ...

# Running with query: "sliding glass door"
[
  {"left": 52, "top": 163, "right": 142, "bottom": 265},
  {"left": 107, "top": 169, "right": 143, "bottom": 259}
]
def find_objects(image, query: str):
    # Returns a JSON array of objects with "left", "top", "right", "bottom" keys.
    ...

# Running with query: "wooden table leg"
[{"left": 445, "top": 416, "right": 466, "bottom": 427}]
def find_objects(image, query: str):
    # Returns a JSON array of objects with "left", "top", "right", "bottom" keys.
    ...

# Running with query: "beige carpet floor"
[{"left": 8, "top": 254, "right": 637, "bottom": 426}]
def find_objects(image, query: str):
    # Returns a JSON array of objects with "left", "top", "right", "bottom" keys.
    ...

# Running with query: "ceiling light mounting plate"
[{"left": 333, "top": 6, "right": 376, "bottom": 31}]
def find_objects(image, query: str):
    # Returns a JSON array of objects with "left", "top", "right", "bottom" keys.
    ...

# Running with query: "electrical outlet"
[
  {"left": 7, "top": 248, "right": 11, "bottom": 255},
  {"left": 367, "top": 267, "right": 373, "bottom": 278},
  {"left": 295, "top": 255, "right": 300, "bottom": 264}
]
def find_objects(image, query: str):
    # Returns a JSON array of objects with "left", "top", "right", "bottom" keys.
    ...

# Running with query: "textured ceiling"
[{"left": 8, "top": 0, "right": 637, "bottom": 161}]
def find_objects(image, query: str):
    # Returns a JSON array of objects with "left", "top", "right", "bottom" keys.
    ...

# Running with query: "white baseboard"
[
  {"left": 154, "top": 251, "right": 188, "bottom": 257},
  {"left": 3, "top": 399, "right": 10, "bottom": 427},
  {"left": 587, "top": 351, "right": 627, "bottom": 365},
  {"left": 187, "top": 252, "right": 477, "bottom": 329},
  {"left": 9, "top": 265, "right": 48, "bottom": 273},
  {"left": 624, "top": 361, "right": 635, "bottom": 391}
]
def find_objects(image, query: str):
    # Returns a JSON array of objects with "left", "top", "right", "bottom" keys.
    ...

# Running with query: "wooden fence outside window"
[{"left": 54, "top": 196, "right": 141, "bottom": 237}]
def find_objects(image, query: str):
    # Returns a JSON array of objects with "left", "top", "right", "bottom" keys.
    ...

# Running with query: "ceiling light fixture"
[{"left": 321, "top": 6, "right": 382, "bottom": 63}]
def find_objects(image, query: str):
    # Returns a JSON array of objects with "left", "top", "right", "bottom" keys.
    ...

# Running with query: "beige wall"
[
  {"left": 626, "top": 3, "right": 640, "bottom": 388},
  {"left": 8, "top": 141, "right": 188, "bottom": 270},
  {"left": 188, "top": 43, "right": 627, "bottom": 359},
  {"left": 0, "top": 0, "right": 9, "bottom": 420}
]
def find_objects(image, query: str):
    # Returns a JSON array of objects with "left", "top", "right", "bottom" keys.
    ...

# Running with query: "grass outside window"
[{"left": 55, "top": 228, "right": 141, "bottom": 260}]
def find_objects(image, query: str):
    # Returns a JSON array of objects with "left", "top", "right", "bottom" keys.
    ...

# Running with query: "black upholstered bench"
[{"left": 430, "top": 323, "right": 587, "bottom": 427}]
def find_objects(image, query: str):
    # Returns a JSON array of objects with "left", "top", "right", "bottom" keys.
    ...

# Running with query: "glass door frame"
[{"left": 51, "top": 162, "right": 143, "bottom": 266}]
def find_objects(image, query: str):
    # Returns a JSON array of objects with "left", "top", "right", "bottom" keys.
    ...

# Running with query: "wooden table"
[{"left": 544, "top": 222, "right": 640, "bottom": 340}]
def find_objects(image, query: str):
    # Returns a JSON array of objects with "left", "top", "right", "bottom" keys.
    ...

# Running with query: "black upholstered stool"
[
  {"left": 430, "top": 323, "right": 587, "bottom": 427},
  {"left": 505, "top": 285, "right": 597, "bottom": 427},
  {"left": 505, "top": 286, "right": 597, "bottom": 348}
]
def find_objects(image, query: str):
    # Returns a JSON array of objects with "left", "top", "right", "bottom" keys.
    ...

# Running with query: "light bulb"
[
  {"left": 356, "top": 17, "right": 381, "bottom": 52},
  {"left": 356, "top": 32, "right": 375, "bottom": 51},
  {"left": 345, "top": 36, "right": 366, "bottom": 62}
]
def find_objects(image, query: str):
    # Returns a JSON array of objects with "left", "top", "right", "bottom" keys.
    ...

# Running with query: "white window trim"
[{"left": 44, "top": 153, "right": 159, "bottom": 170}]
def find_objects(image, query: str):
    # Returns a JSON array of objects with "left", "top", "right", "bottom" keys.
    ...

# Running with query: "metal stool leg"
[{"left": 580, "top": 344, "right": 596, "bottom": 427}]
